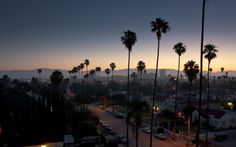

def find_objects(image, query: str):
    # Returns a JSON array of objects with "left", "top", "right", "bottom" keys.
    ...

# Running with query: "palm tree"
[
  {"left": 173, "top": 42, "right": 186, "bottom": 139},
  {"left": 50, "top": 70, "right": 64, "bottom": 113},
  {"left": 77, "top": 65, "right": 81, "bottom": 80},
  {"left": 95, "top": 66, "right": 102, "bottom": 81},
  {"left": 89, "top": 69, "right": 96, "bottom": 81},
  {"left": 105, "top": 68, "right": 111, "bottom": 85},
  {"left": 84, "top": 59, "right": 90, "bottom": 74},
  {"left": 105, "top": 68, "right": 111, "bottom": 106},
  {"left": 203, "top": 44, "right": 218, "bottom": 145},
  {"left": 197, "top": 1, "right": 206, "bottom": 146},
  {"left": 121, "top": 30, "right": 137, "bottom": 147},
  {"left": 183, "top": 60, "right": 199, "bottom": 146},
  {"left": 37, "top": 68, "right": 42, "bottom": 80},
  {"left": 150, "top": 17, "right": 170, "bottom": 147},
  {"left": 128, "top": 100, "right": 149, "bottom": 147},
  {"left": 80, "top": 63, "right": 85, "bottom": 79},
  {"left": 110, "top": 62, "right": 116, "bottom": 81},
  {"left": 220, "top": 67, "right": 224, "bottom": 77},
  {"left": 136, "top": 61, "right": 146, "bottom": 97},
  {"left": 131, "top": 72, "right": 137, "bottom": 81}
]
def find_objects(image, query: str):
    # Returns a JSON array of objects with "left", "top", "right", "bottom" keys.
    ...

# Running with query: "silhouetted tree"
[
  {"left": 128, "top": 100, "right": 149, "bottom": 147},
  {"left": 203, "top": 43, "right": 218, "bottom": 144},
  {"left": 184, "top": 60, "right": 199, "bottom": 146},
  {"left": 173, "top": 42, "right": 186, "bottom": 139},
  {"left": 136, "top": 61, "right": 146, "bottom": 97},
  {"left": 197, "top": 1, "right": 206, "bottom": 146},
  {"left": 95, "top": 66, "right": 102, "bottom": 81},
  {"left": 121, "top": 30, "right": 137, "bottom": 147},
  {"left": 110, "top": 62, "right": 116, "bottom": 82},
  {"left": 150, "top": 17, "right": 170, "bottom": 147},
  {"left": 37, "top": 68, "right": 42, "bottom": 80}
]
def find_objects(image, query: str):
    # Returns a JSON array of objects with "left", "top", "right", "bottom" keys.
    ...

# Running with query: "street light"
[{"left": 228, "top": 102, "right": 233, "bottom": 110}]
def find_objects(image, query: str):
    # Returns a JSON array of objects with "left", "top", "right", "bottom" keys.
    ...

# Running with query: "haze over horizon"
[{"left": 1, "top": 0, "right": 236, "bottom": 71}]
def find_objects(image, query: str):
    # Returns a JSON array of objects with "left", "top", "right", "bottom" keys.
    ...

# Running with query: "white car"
[
  {"left": 154, "top": 133, "right": 167, "bottom": 140},
  {"left": 142, "top": 127, "right": 151, "bottom": 133}
]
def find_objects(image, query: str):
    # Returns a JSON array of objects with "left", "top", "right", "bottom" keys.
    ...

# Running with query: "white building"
[{"left": 192, "top": 109, "right": 236, "bottom": 130}]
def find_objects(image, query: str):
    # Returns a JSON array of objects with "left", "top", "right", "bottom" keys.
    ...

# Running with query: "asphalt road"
[{"left": 90, "top": 104, "right": 189, "bottom": 147}]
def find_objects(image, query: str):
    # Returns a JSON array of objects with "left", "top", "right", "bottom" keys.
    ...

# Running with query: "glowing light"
[{"left": 41, "top": 145, "right": 46, "bottom": 147}]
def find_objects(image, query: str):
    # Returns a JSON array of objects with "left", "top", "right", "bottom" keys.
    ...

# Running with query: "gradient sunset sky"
[{"left": 0, "top": 0, "right": 235, "bottom": 72}]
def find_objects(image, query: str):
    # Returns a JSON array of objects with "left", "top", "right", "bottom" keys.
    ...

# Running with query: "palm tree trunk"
[
  {"left": 187, "top": 82, "right": 192, "bottom": 146},
  {"left": 206, "top": 61, "right": 210, "bottom": 147},
  {"left": 136, "top": 125, "right": 139, "bottom": 147},
  {"left": 140, "top": 71, "right": 142, "bottom": 98},
  {"left": 127, "top": 50, "right": 131, "bottom": 147},
  {"left": 99, "top": 71, "right": 101, "bottom": 81},
  {"left": 112, "top": 70, "right": 114, "bottom": 81},
  {"left": 107, "top": 75, "right": 109, "bottom": 107},
  {"left": 150, "top": 36, "right": 160, "bottom": 147},
  {"left": 174, "top": 55, "right": 181, "bottom": 139},
  {"left": 197, "top": 0, "right": 206, "bottom": 146}
]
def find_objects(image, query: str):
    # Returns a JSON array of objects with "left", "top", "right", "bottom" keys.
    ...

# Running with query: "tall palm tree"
[
  {"left": 80, "top": 63, "right": 85, "bottom": 79},
  {"left": 131, "top": 72, "right": 137, "bottom": 81},
  {"left": 220, "top": 67, "right": 224, "bottom": 77},
  {"left": 84, "top": 59, "right": 90, "bottom": 74},
  {"left": 105, "top": 68, "right": 111, "bottom": 107},
  {"left": 50, "top": 70, "right": 64, "bottom": 113},
  {"left": 110, "top": 62, "right": 116, "bottom": 81},
  {"left": 150, "top": 18, "right": 170, "bottom": 147},
  {"left": 173, "top": 42, "right": 186, "bottom": 139},
  {"left": 184, "top": 60, "right": 199, "bottom": 146},
  {"left": 95, "top": 66, "right": 102, "bottom": 81},
  {"left": 197, "top": 1, "right": 206, "bottom": 146},
  {"left": 203, "top": 44, "right": 218, "bottom": 145},
  {"left": 105, "top": 68, "right": 111, "bottom": 85},
  {"left": 128, "top": 100, "right": 149, "bottom": 147},
  {"left": 121, "top": 30, "right": 137, "bottom": 147},
  {"left": 72, "top": 66, "right": 78, "bottom": 81},
  {"left": 136, "top": 61, "right": 146, "bottom": 97},
  {"left": 37, "top": 68, "right": 42, "bottom": 80},
  {"left": 84, "top": 60, "right": 90, "bottom": 108},
  {"left": 77, "top": 65, "right": 81, "bottom": 80}
]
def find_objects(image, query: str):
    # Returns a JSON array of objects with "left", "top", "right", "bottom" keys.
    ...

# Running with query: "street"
[{"left": 90, "top": 104, "right": 189, "bottom": 147}]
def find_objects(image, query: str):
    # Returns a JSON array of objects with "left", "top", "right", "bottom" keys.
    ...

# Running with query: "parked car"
[
  {"left": 114, "top": 135, "right": 127, "bottom": 144},
  {"left": 142, "top": 127, "right": 151, "bottom": 133},
  {"left": 155, "top": 133, "right": 167, "bottom": 140},
  {"left": 113, "top": 112, "right": 124, "bottom": 118}
]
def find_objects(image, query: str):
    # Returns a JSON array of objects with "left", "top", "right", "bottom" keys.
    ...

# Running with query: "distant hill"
[{"left": 0, "top": 68, "right": 235, "bottom": 79}]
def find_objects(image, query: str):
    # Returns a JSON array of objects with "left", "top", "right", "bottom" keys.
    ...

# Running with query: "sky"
[{"left": 0, "top": 0, "right": 236, "bottom": 72}]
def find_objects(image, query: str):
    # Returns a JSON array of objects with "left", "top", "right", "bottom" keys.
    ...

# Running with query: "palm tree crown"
[
  {"left": 89, "top": 69, "right": 96, "bottom": 76},
  {"left": 95, "top": 66, "right": 101, "bottom": 72},
  {"left": 37, "top": 68, "right": 42, "bottom": 74},
  {"left": 105, "top": 68, "right": 111, "bottom": 76},
  {"left": 121, "top": 30, "right": 137, "bottom": 51},
  {"left": 173, "top": 42, "right": 186, "bottom": 56},
  {"left": 110, "top": 62, "right": 116, "bottom": 71},
  {"left": 131, "top": 72, "right": 137, "bottom": 81},
  {"left": 84, "top": 59, "right": 90, "bottom": 67},
  {"left": 136, "top": 61, "right": 146, "bottom": 72},
  {"left": 203, "top": 44, "right": 218, "bottom": 64},
  {"left": 184, "top": 60, "right": 200, "bottom": 83},
  {"left": 80, "top": 63, "right": 84, "bottom": 71},
  {"left": 50, "top": 70, "right": 64, "bottom": 86},
  {"left": 221, "top": 67, "right": 224, "bottom": 73},
  {"left": 151, "top": 18, "right": 170, "bottom": 39}
]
